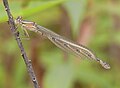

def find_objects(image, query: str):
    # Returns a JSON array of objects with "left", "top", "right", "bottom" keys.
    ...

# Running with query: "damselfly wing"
[{"left": 15, "top": 16, "right": 110, "bottom": 69}]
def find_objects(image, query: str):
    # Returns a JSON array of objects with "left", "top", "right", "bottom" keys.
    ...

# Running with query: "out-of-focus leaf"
[
  {"left": 13, "top": 58, "right": 27, "bottom": 88},
  {"left": 40, "top": 49, "right": 64, "bottom": 68},
  {"left": 63, "top": 0, "right": 87, "bottom": 35},
  {"left": 43, "top": 63, "right": 74, "bottom": 88},
  {"left": 90, "top": 2, "right": 120, "bottom": 16},
  {"left": 4, "top": 38, "right": 18, "bottom": 53},
  {"left": 23, "top": 0, "right": 66, "bottom": 16},
  {"left": 90, "top": 14, "right": 112, "bottom": 47},
  {"left": 0, "top": 0, "right": 66, "bottom": 23}
]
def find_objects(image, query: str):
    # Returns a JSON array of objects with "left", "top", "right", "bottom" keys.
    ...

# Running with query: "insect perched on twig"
[{"left": 15, "top": 16, "right": 110, "bottom": 69}]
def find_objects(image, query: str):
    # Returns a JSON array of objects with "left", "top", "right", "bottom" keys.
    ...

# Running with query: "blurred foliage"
[{"left": 0, "top": 0, "right": 120, "bottom": 88}]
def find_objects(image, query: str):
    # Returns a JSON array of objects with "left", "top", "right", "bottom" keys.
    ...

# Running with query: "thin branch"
[{"left": 2, "top": 0, "right": 40, "bottom": 88}]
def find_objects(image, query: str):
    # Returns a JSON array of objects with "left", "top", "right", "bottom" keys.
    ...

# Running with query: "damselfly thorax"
[{"left": 15, "top": 16, "right": 110, "bottom": 69}]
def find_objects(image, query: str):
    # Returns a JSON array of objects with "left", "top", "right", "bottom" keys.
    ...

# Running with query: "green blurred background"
[{"left": 0, "top": 0, "right": 120, "bottom": 88}]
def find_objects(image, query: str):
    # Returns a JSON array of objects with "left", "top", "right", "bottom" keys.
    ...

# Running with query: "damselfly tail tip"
[{"left": 99, "top": 59, "right": 110, "bottom": 69}]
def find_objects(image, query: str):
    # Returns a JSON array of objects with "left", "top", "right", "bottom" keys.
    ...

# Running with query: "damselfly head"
[{"left": 15, "top": 16, "right": 23, "bottom": 25}]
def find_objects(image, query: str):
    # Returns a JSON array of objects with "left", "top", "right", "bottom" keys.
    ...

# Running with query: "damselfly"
[{"left": 15, "top": 16, "right": 110, "bottom": 69}]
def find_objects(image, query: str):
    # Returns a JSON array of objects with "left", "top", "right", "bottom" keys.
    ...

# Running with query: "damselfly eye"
[
  {"left": 15, "top": 16, "right": 23, "bottom": 25},
  {"left": 17, "top": 16, "right": 22, "bottom": 20}
]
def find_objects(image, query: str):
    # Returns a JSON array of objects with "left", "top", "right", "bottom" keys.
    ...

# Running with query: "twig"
[{"left": 2, "top": 0, "right": 40, "bottom": 88}]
